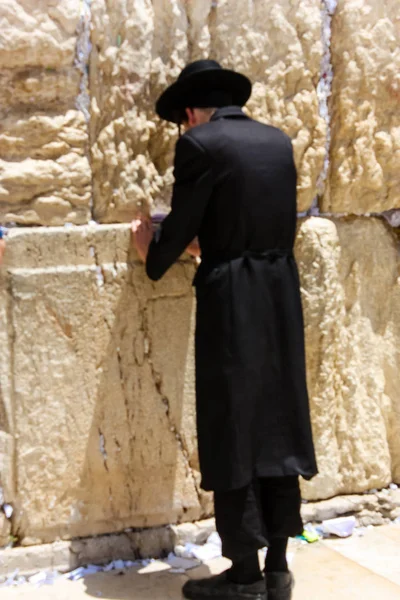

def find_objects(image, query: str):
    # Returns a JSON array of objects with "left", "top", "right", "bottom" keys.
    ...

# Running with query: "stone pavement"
[{"left": 1, "top": 526, "right": 400, "bottom": 599}]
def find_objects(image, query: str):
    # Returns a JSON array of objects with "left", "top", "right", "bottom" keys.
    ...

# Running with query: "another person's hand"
[
  {"left": 0, "top": 239, "right": 5, "bottom": 266},
  {"left": 131, "top": 215, "right": 153, "bottom": 263}
]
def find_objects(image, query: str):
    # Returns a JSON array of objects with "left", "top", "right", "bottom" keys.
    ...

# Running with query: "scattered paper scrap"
[
  {"left": 322, "top": 516, "right": 356, "bottom": 538},
  {"left": 174, "top": 532, "right": 222, "bottom": 563},
  {"left": 166, "top": 554, "right": 200, "bottom": 571}
]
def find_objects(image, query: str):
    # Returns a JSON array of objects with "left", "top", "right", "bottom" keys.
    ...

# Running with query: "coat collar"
[{"left": 210, "top": 106, "right": 250, "bottom": 121}]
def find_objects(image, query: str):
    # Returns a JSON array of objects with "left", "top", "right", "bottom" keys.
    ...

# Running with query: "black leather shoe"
[
  {"left": 182, "top": 571, "right": 267, "bottom": 599},
  {"left": 265, "top": 571, "right": 294, "bottom": 600}
]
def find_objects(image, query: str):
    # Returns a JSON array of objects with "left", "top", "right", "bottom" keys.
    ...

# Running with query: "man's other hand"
[
  {"left": 186, "top": 237, "right": 201, "bottom": 258},
  {"left": 131, "top": 215, "right": 153, "bottom": 263}
]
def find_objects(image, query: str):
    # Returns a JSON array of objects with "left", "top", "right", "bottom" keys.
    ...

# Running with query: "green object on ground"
[{"left": 296, "top": 529, "right": 319, "bottom": 543}]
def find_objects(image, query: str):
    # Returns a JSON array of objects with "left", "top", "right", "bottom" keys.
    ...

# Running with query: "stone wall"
[
  {"left": 323, "top": 0, "right": 400, "bottom": 213},
  {"left": 297, "top": 217, "right": 400, "bottom": 500},
  {"left": 0, "top": 1, "right": 91, "bottom": 225},
  {"left": 0, "top": 0, "right": 399, "bottom": 545},
  {"left": 89, "top": 0, "right": 325, "bottom": 221}
]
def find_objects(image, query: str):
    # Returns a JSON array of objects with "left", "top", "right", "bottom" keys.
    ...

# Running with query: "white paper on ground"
[
  {"left": 0, "top": 569, "right": 20, "bottom": 587},
  {"left": 169, "top": 568, "right": 186, "bottom": 574},
  {"left": 206, "top": 532, "right": 222, "bottom": 547},
  {"left": 322, "top": 516, "right": 356, "bottom": 538},
  {"left": 166, "top": 553, "right": 200, "bottom": 570},
  {"left": 173, "top": 532, "right": 222, "bottom": 564},
  {"left": 67, "top": 567, "right": 88, "bottom": 581},
  {"left": 183, "top": 542, "right": 222, "bottom": 562},
  {"left": 29, "top": 570, "right": 61, "bottom": 586}
]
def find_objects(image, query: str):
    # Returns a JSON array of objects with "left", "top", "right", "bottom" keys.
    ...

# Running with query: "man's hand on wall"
[{"left": 131, "top": 216, "right": 153, "bottom": 262}]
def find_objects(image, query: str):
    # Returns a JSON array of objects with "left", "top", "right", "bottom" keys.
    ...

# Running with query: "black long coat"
[{"left": 146, "top": 106, "right": 317, "bottom": 492}]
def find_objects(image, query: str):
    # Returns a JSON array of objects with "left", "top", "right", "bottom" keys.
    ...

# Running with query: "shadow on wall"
[{"left": 74, "top": 253, "right": 202, "bottom": 538}]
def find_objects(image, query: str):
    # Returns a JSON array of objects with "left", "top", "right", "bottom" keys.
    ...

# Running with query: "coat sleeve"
[{"left": 146, "top": 133, "right": 213, "bottom": 281}]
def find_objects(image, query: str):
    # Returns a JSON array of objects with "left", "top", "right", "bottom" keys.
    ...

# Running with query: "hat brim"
[{"left": 156, "top": 68, "right": 252, "bottom": 124}]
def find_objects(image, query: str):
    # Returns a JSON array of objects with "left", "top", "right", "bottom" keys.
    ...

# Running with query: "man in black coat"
[{"left": 132, "top": 60, "right": 317, "bottom": 600}]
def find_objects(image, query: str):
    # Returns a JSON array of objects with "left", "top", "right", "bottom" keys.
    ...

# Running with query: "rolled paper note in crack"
[{"left": 151, "top": 212, "right": 168, "bottom": 224}]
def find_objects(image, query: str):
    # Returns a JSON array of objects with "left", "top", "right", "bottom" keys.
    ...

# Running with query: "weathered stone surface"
[
  {"left": 0, "top": 541, "right": 72, "bottom": 577},
  {"left": 390, "top": 489, "right": 400, "bottom": 508},
  {"left": 0, "top": 1, "right": 80, "bottom": 70},
  {"left": 90, "top": 0, "right": 325, "bottom": 221},
  {"left": 0, "top": 1, "right": 91, "bottom": 225},
  {"left": 171, "top": 518, "right": 215, "bottom": 546},
  {"left": 301, "top": 495, "right": 370, "bottom": 523},
  {"left": 0, "top": 262, "right": 15, "bottom": 539},
  {"left": 358, "top": 510, "right": 388, "bottom": 528},
  {"left": 0, "top": 513, "right": 11, "bottom": 548},
  {"left": 299, "top": 491, "right": 400, "bottom": 524},
  {"left": 296, "top": 217, "right": 400, "bottom": 500},
  {"left": 0, "top": 111, "right": 91, "bottom": 225},
  {"left": 390, "top": 508, "right": 400, "bottom": 520},
  {"left": 70, "top": 526, "right": 175, "bottom": 564},
  {"left": 0, "top": 225, "right": 211, "bottom": 544},
  {"left": 324, "top": 0, "right": 400, "bottom": 213}
]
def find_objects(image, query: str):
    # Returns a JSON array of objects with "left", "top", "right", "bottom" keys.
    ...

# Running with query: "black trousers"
[{"left": 214, "top": 476, "right": 303, "bottom": 562}]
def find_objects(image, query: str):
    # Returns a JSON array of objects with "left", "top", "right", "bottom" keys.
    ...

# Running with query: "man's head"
[
  {"left": 182, "top": 107, "right": 217, "bottom": 130},
  {"left": 155, "top": 60, "right": 251, "bottom": 125}
]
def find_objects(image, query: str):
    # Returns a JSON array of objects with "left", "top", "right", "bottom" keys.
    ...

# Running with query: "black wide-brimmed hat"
[{"left": 156, "top": 59, "right": 252, "bottom": 124}]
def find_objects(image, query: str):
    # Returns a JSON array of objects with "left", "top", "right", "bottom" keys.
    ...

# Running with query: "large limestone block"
[
  {"left": 296, "top": 217, "right": 400, "bottom": 500},
  {"left": 0, "top": 111, "right": 91, "bottom": 225},
  {"left": 324, "top": 0, "right": 400, "bottom": 213},
  {"left": 90, "top": 0, "right": 325, "bottom": 222},
  {"left": 0, "top": 225, "right": 209, "bottom": 544},
  {"left": 0, "top": 0, "right": 80, "bottom": 69},
  {"left": 0, "top": 1, "right": 91, "bottom": 225}
]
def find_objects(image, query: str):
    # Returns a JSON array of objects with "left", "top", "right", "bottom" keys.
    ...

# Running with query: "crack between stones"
[
  {"left": 98, "top": 428, "right": 109, "bottom": 472},
  {"left": 207, "top": 0, "right": 218, "bottom": 58},
  {"left": 75, "top": 0, "right": 94, "bottom": 220},
  {"left": 75, "top": 0, "right": 92, "bottom": 123},
  {"left": 184, "top": 2, "right": 194, "bottom": 61},
  {"left": 89, "top": 242, "right": 105, "bottom": 289},
  {"left": 298, "top": 2, "right": 400, "bottom": 227},
  {"left": 305, "top": 0, "right": 338, "bottom": 218},
  {"left": 156, "top": 380, "right": 203, "bottom": 512},
  {"left": 141, "top": 303, "right": 203, "bottom": 511},
  {"left": 116, "top": 339, "right": 136, "bottom": 514}
]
